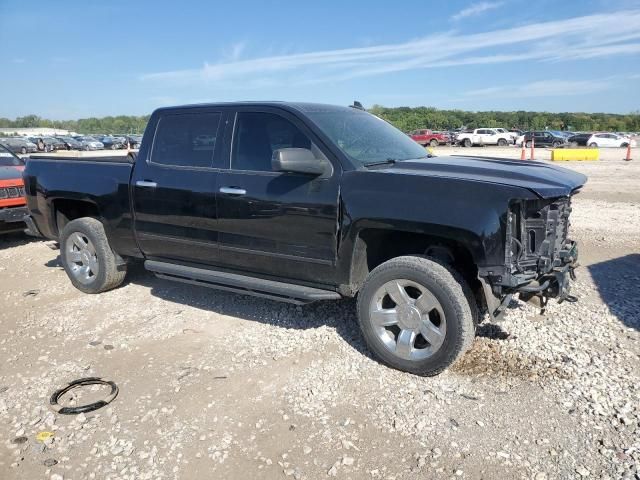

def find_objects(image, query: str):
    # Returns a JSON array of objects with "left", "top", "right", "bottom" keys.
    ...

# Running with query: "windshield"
[
  {"left": 0, "top": 143, "right": 25, "bottom": 166},
  {"left": 305, "top": 108, "right": 428, "bottom": 165}
]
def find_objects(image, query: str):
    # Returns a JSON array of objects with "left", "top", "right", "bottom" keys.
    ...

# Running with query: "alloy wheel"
[
  {"left": 65, "top": 232, "right": 99, "bottom": 285},
  {"left": 369, "top": 279, "right": 446, "bottom": 361}
]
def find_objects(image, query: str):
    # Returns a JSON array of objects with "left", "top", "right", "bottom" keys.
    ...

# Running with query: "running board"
[{"left": 144, "top": 260, "right": 342, "bottom": 305}]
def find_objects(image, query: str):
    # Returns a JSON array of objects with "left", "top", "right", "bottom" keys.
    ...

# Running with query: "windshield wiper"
[{"left": 364, "top": 158, "right": 398, "bottom": 167}]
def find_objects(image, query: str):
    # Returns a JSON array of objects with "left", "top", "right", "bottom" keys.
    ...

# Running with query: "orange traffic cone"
[
  {"left": 520, "top": 139, "right": 526, "bottom": 160},
  {"left": 624, "top": 142, "right": 632, "bottom": 161},
  {"left": 530, "top": 135, "right": 535, "bottom": 160}
]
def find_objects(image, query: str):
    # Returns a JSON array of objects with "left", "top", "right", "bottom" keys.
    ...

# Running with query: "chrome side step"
[{"left": 144, "top": 260, "right": 342, "bottom": 305}]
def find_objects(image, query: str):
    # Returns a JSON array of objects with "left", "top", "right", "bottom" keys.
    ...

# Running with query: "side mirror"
[{"left": 272, "top": 148, "right": 331, "bottom": 177}]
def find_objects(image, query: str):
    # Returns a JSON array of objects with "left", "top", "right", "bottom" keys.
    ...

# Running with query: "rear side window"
[
  {"left": 151, "top": 112, "right": 222, "bottom": 168},
  {"left": 232, "top": 112, "right": 312, "bottom": 172}
]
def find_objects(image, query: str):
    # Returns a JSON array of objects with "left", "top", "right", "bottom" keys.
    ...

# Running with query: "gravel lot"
[{"left": 1, "top": 148, "right": 639, "bottom": 480}]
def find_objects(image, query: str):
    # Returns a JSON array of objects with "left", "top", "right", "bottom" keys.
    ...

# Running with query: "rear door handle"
[
  {"left": 219, "top": 187, "right": 246, "bottom": 195},
  {"left": 136, "top": 180, "right": 157, "bottom": 188}
]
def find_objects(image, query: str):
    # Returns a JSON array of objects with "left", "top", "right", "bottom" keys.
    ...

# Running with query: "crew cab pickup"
[
  {"left": 457, "top": 128, "right": 512, "bottom": 147},
  {"left": 0, "top": 144, "right": 27, "bottom": 233},
  {"left": 408, "top": 129, "right": 450, "bottom": 147},
  {"left": 23, "top": 102, "right": 586, "bottom": 376}
]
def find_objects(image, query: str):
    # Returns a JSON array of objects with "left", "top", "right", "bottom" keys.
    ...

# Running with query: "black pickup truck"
[{"left": 23, "top": 102, "right": 586, "bottom": 375}]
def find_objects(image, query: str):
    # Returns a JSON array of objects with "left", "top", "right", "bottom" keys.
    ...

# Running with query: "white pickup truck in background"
[{"left": 456, "top": 128, "right": 512, "bottom": 147}]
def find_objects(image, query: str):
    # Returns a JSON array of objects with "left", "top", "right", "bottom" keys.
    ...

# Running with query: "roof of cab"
[{"left": 153, "top": 101, "right": 360, "bottom": 115}]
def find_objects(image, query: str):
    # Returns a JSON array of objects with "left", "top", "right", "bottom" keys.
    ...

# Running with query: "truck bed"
[{"left": 23, "top": 155, "right": 139, "bottom": 257}]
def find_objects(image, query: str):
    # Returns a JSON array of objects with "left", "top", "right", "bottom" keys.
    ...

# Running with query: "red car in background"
[
  {"left": 0, "top": 143, "right": 27, "bottom": 234},
  {"left": 408, "top": 129, "right": 450, "bottom": 147}
]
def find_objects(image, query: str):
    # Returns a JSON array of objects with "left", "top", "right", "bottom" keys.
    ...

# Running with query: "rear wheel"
[
  {"left": 357, "top": 256, "right": 476, "bottom": 376},
  {"left": 525, "top": 141, "right": 532, "bottom": 148},
  {"left": 20, "top": 147, "right": 27, "bottom": 154},
  {"left": 621, "top": 143, "right": 629, "bottom": 148},
  {"left": 463, "top": 138, "right": 472, "bottom": 147},
  {"left": 60, "top": 218, "right": 127, "bottom": 294},
  {"left": 429, "top": 139, "right": 439, "bottom": 147},
  {"left": 497, "top": 138, "right": 508, "bottom": 147}
]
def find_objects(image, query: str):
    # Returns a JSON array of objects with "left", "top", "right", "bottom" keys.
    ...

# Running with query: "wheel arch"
[
  {"left": 345, "top": 226, "right": 483, "bottom": 300},
  {"left": 52, "top": 198, "right": 101, "bottom": 236}
]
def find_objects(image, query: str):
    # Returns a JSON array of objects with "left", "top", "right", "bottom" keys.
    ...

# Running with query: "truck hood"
[
  {"left": 0, "top": 165, "right": 25, "bottom": 181},
  {"left": 387, "top": 155, "right": 587, "bottom": 198}
]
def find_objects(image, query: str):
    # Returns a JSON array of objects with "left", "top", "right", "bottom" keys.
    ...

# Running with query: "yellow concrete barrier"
[{"left": 551, "top": 149, "right": 599, "bottom": 161}]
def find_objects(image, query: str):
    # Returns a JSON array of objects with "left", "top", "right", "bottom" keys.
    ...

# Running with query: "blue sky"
[{"left": 1, "top": 0, "right": 640, "bottom": 119}]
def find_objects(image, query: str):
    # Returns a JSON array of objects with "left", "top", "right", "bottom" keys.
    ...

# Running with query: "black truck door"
[
  {"left": 131, "top": 107, "right": 228, "bottom": 265},
  {"left": 215, "top": 108, "right": 341, "bottom": 285}
]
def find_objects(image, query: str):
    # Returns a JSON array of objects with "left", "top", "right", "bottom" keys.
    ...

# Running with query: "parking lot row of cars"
[
  {"left": 408, "top": 128, "right": 638, "bottom": 148},
  {"left": 0, "top": 134, "right": 143, "bottom": 154}
]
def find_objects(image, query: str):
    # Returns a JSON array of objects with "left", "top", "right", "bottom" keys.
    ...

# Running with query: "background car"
[
  {"left": 0, "top": 137, "right": 38, "bottom": 154},
  {"left": 407, "top": 129, "right": 450, "bottom": 147},
  {"left": 520, "top": 131, "right": 568, "bottom": 148},
  {"left": 125, "top": 134, "right": 143, "bottom": 149},
  {"left": 495, "top": 128, "right": 518, "bottom": 143},
  {"left": 567, "top": 133, "right": 593, "bottom": 146},
  {"left": 0, "top": 143, "right": 27, "bottom": 233},
  {"left": 99, "top": 135, "right": 127, "bottom": 150},
  {"left": 587, "top": 133, "right": 636, "bottom": 148},
  {"left": 28, "top": 136, "right": 66, "bottom": 152},
  {"left": 74, "top": 136, "right": 105, "bottom": 151},
  {"left": 56, "top": 136, "right": 83, "bottom": 150}
]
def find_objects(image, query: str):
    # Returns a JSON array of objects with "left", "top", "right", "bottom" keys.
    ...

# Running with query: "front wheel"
[
  {"left": 525, "top": 141, "right": 532, "bottom": 148},
  {"left": 463, "top": 138, "right": 472, "bottom": 147},
  {"left": 20, "top": 147, "right": 27, "bottom": 154},
  {"left": 357, "top": 256, "right": 476, "bottom": 376},
  {"left": 589, "top": 142, "right": 598, "bottom": 148},
  {"left": 60, "top": 217, "right": 127, "bottom": 294},
  {"left": 429, "top": 139, "right": 439, "bottom": 147},
  {"left": 552, "top": 141, "right": 560, "bottom": 148}
]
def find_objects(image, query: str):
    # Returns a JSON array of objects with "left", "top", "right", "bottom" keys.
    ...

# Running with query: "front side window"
[
  {"left": 232, "top": 112, "right": 313, "bottom": 172},
  {"left": 151, "top": 112, "right": 221, "bottom": 168}
]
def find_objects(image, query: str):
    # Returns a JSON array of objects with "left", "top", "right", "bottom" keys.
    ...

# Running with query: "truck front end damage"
[{"left": 480, "top": 192, "right": 580, "bottom": 318}]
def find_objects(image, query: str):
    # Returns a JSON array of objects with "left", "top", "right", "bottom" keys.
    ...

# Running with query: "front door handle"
[
  {"left": 136, "top": 180, "right": 157, "bottom": 188},
  {"left": 219, "top": 187, "right": 246, "bottom": 195}
]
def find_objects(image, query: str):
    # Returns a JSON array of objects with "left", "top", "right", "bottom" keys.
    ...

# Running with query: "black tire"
[
  {"left": 497, "top": 138, "right": 508, "bottom": 147},
  {"left": 429, "top": 139, "right": 439, "bottom": 147},
  {"left": 621, "top": 143, "right": 629, "bottom": 148},
  {"left": 20, "top": 147, "right": 27, "bottom": 154},
  {"left": 60, "top": 217, "right": 127, "bottom": 294},
  {"left": 525, "top": 141, "right": 532, "bottom": 148},
  {"left": 357, "top": 256, "right": 476, "bottom": 376},
  {"left": 463, "top": 138, "right": 472, "bottom": 147},
  {"left": 589, "top": 142, "right": 598, "bottom": 148},
  {"left": 552, "top": 141, "right": 560, "bottom": 148}
]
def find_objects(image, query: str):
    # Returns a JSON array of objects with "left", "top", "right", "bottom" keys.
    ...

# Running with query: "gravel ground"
[{"left": 1, "top": 149, "right": 638, "bottom": 480}]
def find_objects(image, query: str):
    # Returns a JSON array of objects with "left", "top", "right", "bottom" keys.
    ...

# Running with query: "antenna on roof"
[{"left": 350, "top": 101, "right": 365, "bottom": 111}]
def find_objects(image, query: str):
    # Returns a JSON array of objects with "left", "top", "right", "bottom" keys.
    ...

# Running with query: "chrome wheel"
[
  {"left": 65, "top": 232, "right": 99, "bottom": 285},
  {"left": 370, "top": 279, "right": 446, "bottom": 361}
]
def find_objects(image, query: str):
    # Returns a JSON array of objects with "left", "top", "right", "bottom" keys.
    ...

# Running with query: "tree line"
[
  {"left": 1, "top": 107, "right": 639, "bottom": 136},
  {"left": 368, "top": 105, "right": 640, "bottom": 132},
  {"left": 0, "top": 114, "right": 150, "bottom": 135}
]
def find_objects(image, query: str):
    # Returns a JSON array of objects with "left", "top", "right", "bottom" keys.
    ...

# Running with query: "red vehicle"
[
  {"left": 0, "top": 143, "right": 27, "bottom": 234},
  {"left": 408, "top": 129, "right": 450, "bottom": 147}
]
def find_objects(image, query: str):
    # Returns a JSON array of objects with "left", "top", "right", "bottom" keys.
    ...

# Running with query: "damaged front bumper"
[{"left": 480, "top": 240, "right": 579, "bottom": 319}]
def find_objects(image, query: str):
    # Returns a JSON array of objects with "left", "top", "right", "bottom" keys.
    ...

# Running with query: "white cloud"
[
  {"left": 464, "top": 79, "right": 612, "bottom": 98},
  {"left": 140, "top": 10, "right": 640, "bottom": 89},
  {"left": 462, "top": 73, "right": 640, "bottom": 98},
  {"left": 451, "top": 1, "right": 504, "bottom": 21}
]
